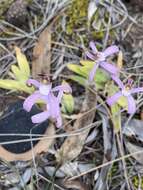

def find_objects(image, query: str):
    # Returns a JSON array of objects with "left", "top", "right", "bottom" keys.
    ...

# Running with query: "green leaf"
[
  {"left": 0, "top": 47, "right": 33, "bottom": 95},
  {"left": 68, "top": 62, "right": 110, "bottom": 89},
  {"left": 0, "top": 80, "right": 21, "bottom": 90},
  {"left": 15, "top": 47, "right": 30, "bottom": 78},
  {"left": 0, "top": 79, "right": 33, "bottom": 94},
  {"left": 11, "top": 64, "right": 29, "bottom": 82},
  {"left": 11, "top": 65, "right": 22, "bottom": 81},
  {"left": 68, "top": 63, "right": 109, "bottom": 81},
  {"left": 69, "top": 75, "right": 87, "bottom": 86},
  {"left": 67, "top": 62, "right": 95, "bottom": 78},
  {"left": 111, "top": 103, "right": 121, "bottom": 133},
  {"left": 107, "top": 82, "right": 128, "bottom": 110},
  {"left": 80, "top": 60, "right": 95, "bottom": 67},
  {"left": 62, "top": 93, "right": 74, "bottom": 114},
  {"left": 117, "top": 96, "right": 128, "bottom": 109},
  {"left": 67, "top": 64, "right": 85, "bottom": 77},
  {"left": 94, "top": 69, "right": 109, "bottom": 83}
]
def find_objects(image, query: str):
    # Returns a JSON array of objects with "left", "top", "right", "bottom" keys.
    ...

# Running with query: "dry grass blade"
[
  {"left": 63, "top": 179, "right": 89, "bottom": 190},
  {"left": 68, "top": 148, "right": 143, "bottom": 181},
  {"left": 32, "top": 26, "right": 52, "bottom": 78},
  {"left": 56, "top": 87, "right": 97, "bottom": 163}
]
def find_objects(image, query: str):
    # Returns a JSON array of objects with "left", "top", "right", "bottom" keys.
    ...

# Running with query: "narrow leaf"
[
  {"left": 62, "top": 93, "right": 74, "bottom": 114},
  {"left": 15, "top": 47, "right": 30, "bottom": 78},
  {"left": 67, "top": 64, "right": 84, "bottom": 76},
  {"left": 111, "top": 103, "right": 121, "bottom": 133},
  {"left": 69, "top": 75, "right": 87, "bottom": 86},
  {"left": 11, "top": 65, "right": 22, "bottom": 81},
  {"left": 80, "top": 60, "right": 95, "bottom": 67},
  {"left": 0, "top": 80, "right": 33, "bottom": 94}
]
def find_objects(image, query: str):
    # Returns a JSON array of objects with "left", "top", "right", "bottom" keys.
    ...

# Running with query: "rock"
[{"left": 6, "top": 0, "right": 29, "bottom": 26}]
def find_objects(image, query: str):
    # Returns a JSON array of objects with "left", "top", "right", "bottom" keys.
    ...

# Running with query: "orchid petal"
[
  {"left": 130, "top": 87, "right": 143, "bottom": 94},
  {"left": 111, "top": 75, "right": 124, "bottom": 89},
  {"left": 85, "top": 51, "right": 95, "bottom": 60},
  {"left": 48, "top": 94, "right": 62, "bottom": 127},
  {"left": 48, "top": 94, "right": 60, "bottom": 116},
  {"left": 101, "top": 62, "right": 118, "bottom": 74},
  {"left": 52, "top": 84, "right": 72, "bottom": 93},
  {"left": 89, "top": 62, "right": 99, "bottom": 81},
  {"left": 103, "top": 45, "right": 119, "bottom": 57},
  {"left": 31, "top": 111, "right": 50, "bottom": 123},
  {"left": 27, "top": 79, "right": 40, "bottom": 88},
  {"left": 89, "top": 41, "right": 98, "bottom": 54},
  {"left": 127, "top": 95, "right": 136, "bottom": 114},
  {"left": 23, "top": 91, "right": 42, "bottom": 112},
  {"left": 107, "top": 91, "right": 122, "bottom": 106},
  {"left": 39, "top": 84, "right": 52, "bottom": 96},
  {"left": 52, "top": 84, "right": 72, "bottom": 102}
]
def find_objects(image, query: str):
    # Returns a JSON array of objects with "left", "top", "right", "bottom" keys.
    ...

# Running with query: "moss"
[
  {"left": 66, "top": 0, "right": 89, "bottom": 35},
  {"left": 132, "top": 175, "right": 143, "bottom": 189},
  {"left": 64, "top": 0, "right": 116, "bottom": 45}
]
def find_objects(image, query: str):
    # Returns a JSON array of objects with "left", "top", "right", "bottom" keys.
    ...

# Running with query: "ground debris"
[{"left": 56, "top": 87, "right": 97, "bottom": 164}]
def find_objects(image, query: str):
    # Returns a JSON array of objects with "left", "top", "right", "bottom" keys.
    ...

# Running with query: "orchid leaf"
[
  {"left": 117, "top": 96, "right": 128, "bottom": 109},
  {"left": 8, "top": 71, "right": 15, "bottom": 79},
  {"left": 80, "top": 60, "right": 95, "bottom": 67},
  {"left": 11, "top": 65, "right": 22, "bottom": 81},
  {"left": 111, "top": 103, "right": 121, "bottom": 133},
  {"left": 69, "top": 75, "right": 102, "bottom": 89},
  {"left": 70, "top": 75, "right": 87, "bottom": 86},
  {"left": 15, "top": 46, "right": 30, "bottom": 79},
  {"left": 0, "top": 80, "right": 33, "bottom": 93},
  {"left": 107, "top": 83, "right": 128, "bottom": 110},
  {"left": 0, "top": 47, "right": 33, "bottom": 94},
  {"left": 61, "top": 81, "right": 74, "bottom": 114},
  {"left": 67, "top": 64, "right": 84, "bottom": 76},
  {"left": 107, "top": 82, "right": 121, "bottom": 133},
  {"left": 68, "top": 63, "right": 109, "bottom": 89},
  {"left": 111, "top": 86, "right": 128, "bottom": 109},
  {"left": 62, "top": 93, "right": 74, "bottom": 114}
]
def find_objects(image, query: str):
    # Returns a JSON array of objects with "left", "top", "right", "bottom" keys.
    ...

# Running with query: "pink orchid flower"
[
  {"left": 23, "top": 79, "right": 72, "bottom": 128},
  {"left": 86, "top": 41, "right": 119, "bottom": 81},
  {"left": 107, "top": 75, "right": 143, "bottom": 114}
]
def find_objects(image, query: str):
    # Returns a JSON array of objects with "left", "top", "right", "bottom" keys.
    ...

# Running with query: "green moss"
[
  {"left": 132, "top": 176, "right": 143, "bottom": 189},
  {"left": 65, "top": 0, "right": 116, "bottom": 45},
  {"left": 66, "top": 0, "right": 89, "bottom": 35}
]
